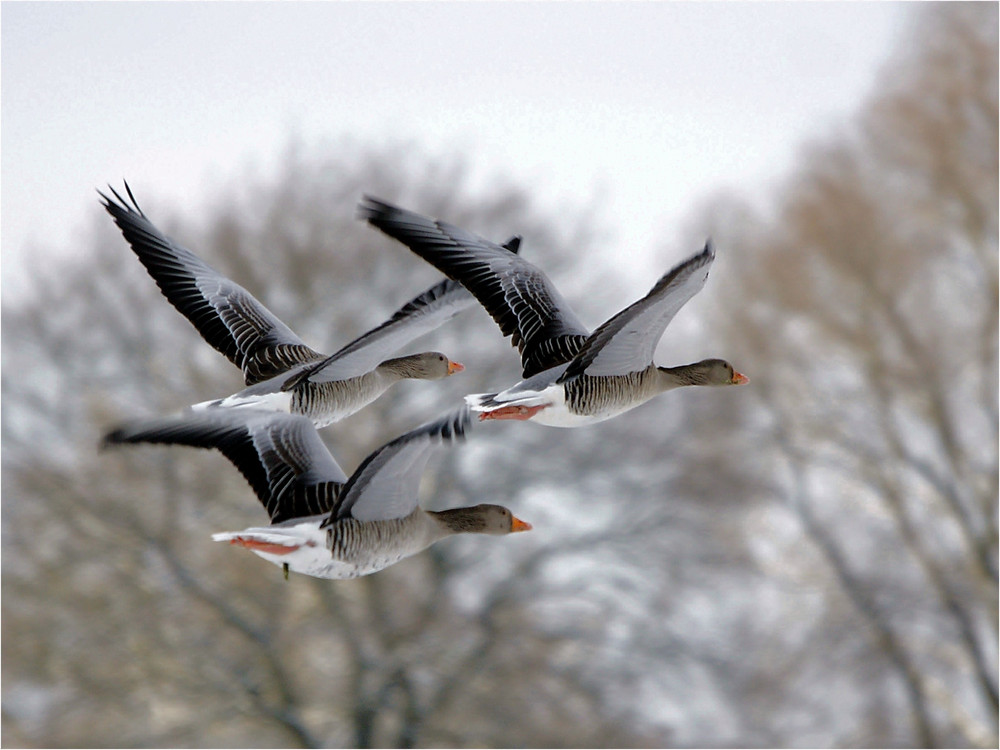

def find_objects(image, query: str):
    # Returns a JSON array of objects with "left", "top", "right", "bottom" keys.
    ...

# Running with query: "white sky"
[{"left": 2, "top": 1, "right": 910, "bottom": 303}]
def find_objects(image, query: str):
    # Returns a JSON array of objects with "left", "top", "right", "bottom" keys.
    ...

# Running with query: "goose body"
[
  {"left": 190, "top": 352, "right": 462, "bottom": 428},
  {"left": 473, "top": 364, "right": 653, "bottom": 428},
  {"left": 358, "top": 198, "right": 748, "bottom": 427},
  {"left": 102, "top": 407, "right": 531, "bottom": 579},
  {"left": 213, "top": 509, "right": 470, "bottom": 579},
  {"left": 473, "top": 360, "right": 747, "bottom": 427},
  {"left": 101, "top": 184, "right": 521, "bottom": 427}
]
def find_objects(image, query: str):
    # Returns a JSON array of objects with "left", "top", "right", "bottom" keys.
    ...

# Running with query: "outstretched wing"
[
  {"left": 358, "top": 197, "right": 589, "bottom": 378},
  {"left": 303, "top": 235, "right": 521, "bottom": 384},
  {"left": 330, "top": 407, "right": 472, "bottom": 524},
  {"left": 559, "top": 242, "right": 715, "bottom": 381},
  {"left": 102, "top": 410, "right": 348, "bottom": 524},
  {"left": 100, "top": 183, "right": 324, "bottom": 385}
]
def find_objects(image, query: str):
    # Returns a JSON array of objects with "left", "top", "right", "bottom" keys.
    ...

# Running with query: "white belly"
[
  {"left": 529, "top": 406, "right": 615, "bottom": 428},
  {"left": 469, "top": 382, "right": 621, "bottom": 428},
  {"left": 212, "top": 522, "right": 412, "bottom": 580},
  {"left": 251, "top": 545, "right": 374, "bottom": 579}
]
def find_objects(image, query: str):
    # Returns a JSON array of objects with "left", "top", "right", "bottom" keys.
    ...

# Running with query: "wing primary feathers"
[
  {"left": 358, "top": 196, "right": 589, "bottom": 378},
  {"left": 102, "top": 411, "right": 347, "bottom": 524},
  {"left": 101, "top": 183, "right": 324, "bottom": 384}
]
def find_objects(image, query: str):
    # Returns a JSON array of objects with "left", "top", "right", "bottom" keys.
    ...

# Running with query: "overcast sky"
[{"left": 2, "top": 2, "right": 911, "bottom": 302}]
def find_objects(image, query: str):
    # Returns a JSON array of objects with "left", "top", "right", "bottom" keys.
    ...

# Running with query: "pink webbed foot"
[
  {"left": 230, "top": 537, "right": 300, "bottom": 556},
  {"left": 479, "top": 404, "right": 548, "bottom": 421}
]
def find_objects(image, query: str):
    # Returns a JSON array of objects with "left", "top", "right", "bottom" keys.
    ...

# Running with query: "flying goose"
[
  {"left": 102, "top": 407, "right": 531, "bottom": 579},
  {"left": 100, "top": 184, "right": 522, "bottom": 427},
  {"left": 358, "top": 197, "right": 748, "bottom": 428}
]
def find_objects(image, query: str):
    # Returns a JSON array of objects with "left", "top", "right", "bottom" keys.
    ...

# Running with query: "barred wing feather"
[
  {"left": 101, "top": 183, "right": 324, "bottom": 385},
  {"left": 103, "top": 410, "right": 347, "bottom": 524},
  {"left": 358, "top": 197, "right": 588, "bottom": 378}
]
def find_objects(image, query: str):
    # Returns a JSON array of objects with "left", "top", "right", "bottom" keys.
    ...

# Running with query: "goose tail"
[
  {"left": 464, "top": 391, "right": 500, "bottom": 411},
  {"left": 465, "top": 390, "right": 551, "bottom": 412}
]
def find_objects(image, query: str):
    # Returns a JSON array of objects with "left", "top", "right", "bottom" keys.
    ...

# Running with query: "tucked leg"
[
  {"left": 229, "top": 537, "right": 300, "bottom": 555},
  {"left": 479, "top": 404, "right": 548, "bottom": 421}
]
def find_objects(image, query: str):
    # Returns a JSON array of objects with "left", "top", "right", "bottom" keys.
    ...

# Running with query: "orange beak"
[
  {"left": 732, "top": 371, "right": 749, "bottom": 385},
  {"left": 447, "top": 360, "right": 465, "bottom": 375},
  {"left": 511, "top": 515, "right": 533, "bottom": 533}
]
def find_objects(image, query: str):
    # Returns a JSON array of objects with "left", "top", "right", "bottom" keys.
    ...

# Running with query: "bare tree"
[
  {"left": 2, "top": 141, "right": 670, "bottom": 747},
  {"left": 5, "top": 5, "right": 993, "bottom": 748},
  {"left": 672, "top": 3, "right": 997, "bottom": 746}
]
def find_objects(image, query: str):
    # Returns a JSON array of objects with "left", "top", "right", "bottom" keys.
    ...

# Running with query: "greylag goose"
[
  {"left": 102, "top": 407, "right": 531, "bottom": 579},
  {"left": 100, "top": 184, "right": 521, "bottom": 427},
  {"left": 358, "top": 198, "right": 748, "bottom": 428}
]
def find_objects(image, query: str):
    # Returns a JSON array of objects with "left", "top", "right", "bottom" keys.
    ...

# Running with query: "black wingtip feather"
[
  {"left": 98, "top": 181, "right": 145, "bottom": 220},
  {"left": 356, "top": 194, "right": 393, "bottom": 223},
  {"left": 99, "top": 428, "right": 126, "bottom": 451},
  {"left": 502, "top": 235, "right": 522, "bottom": 254},
  {"left": 417, "top": 405, "right": 472, "bottom": 443},
  {"left": 123, "top": 180, "right": 142, "bottom": 214}
]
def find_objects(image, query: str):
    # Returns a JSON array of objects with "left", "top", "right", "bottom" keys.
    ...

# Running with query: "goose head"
[
  {"left": 660, "top": 358, "right": 749, "bottom": 387},
  {"left": 381, "top": 352, "right": 465, "bottom": 380},
  {"left": 431, "top": 504, "right": 533, "bottom": 535}
]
